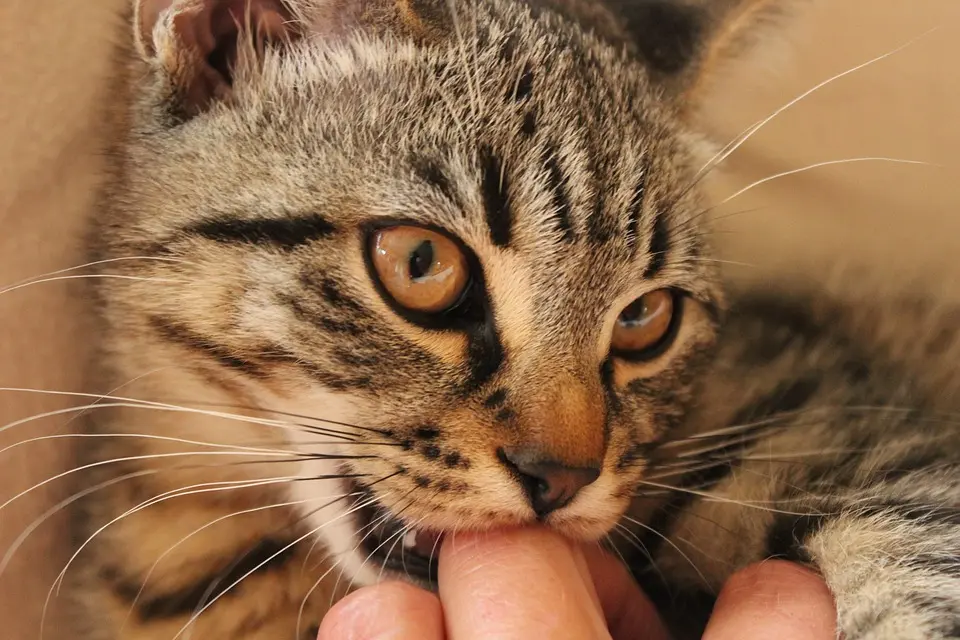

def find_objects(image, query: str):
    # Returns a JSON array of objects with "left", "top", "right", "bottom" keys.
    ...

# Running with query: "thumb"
[
  {"left": 703, "top": 560, "right": 837, "bottom": 640},
  {"left": 438, "top": 527, "right": 610, "bottom": 639}
]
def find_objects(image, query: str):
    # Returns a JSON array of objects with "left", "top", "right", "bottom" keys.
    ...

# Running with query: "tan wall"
[
  {"left": 703, "top": 0, "right": 960, "bottom": 286},
  {"left": 1, "top": 1, "right": 126, "bottom": 636},
  {"left": 1, "top": 0, "right": 958, "bottom": 636}
]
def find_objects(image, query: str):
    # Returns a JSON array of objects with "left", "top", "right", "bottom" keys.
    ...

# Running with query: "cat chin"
[
  {"left": 286, "top": 460, "right": 444, "bottom": 589},
  {"left": 288, "top": 458, "right": 627, "bottom": 590}
]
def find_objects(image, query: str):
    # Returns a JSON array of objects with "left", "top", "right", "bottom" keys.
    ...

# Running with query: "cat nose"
[{"left": 500, "top": 448, "right": 601, "bottom": 518}]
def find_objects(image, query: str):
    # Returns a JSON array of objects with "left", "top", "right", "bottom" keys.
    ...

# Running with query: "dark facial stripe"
[
  {"left": 480, "top": 146, "right": 513, "bottom": 247},
  {"left": 412, "top": 156, "right": 460, "bottom": 207},
  {"left": 521, "top": 110, "right": 537, "bottom": 138},
  {"left": 729, "top": 377, "right": 821, "bottom": 425},
  {"left": 461, "top": 319, "right": 505, "bottom": 395},
  {"left": 511, "top": 63, "right": 535, "bottom": 102},
  {"left": 184, "top": 213, "right": 335, "bottom": 250},
  {"left": 149, "top": 316, "right": 265, "bottom": 377},
  {"left": 122, "top": 538, "right": 296, "bottom": 621},
  {"left": 282, "top": 292, "right": 366, "bottom": 338},
  {"left": 600, "top": 357, "right": 622, "bottom": 413},
  {"left": 642, "top": 212, "right": 670, "bottom": 278},
  {"left": 586, "top": 157, "right": 613, "bottom": 244},
  {"left": 625, "top": 173, "right": 646, "bottom": 253},
  {"left": 295, "top": 359, "right": 374, "bottom": 391},
  {"left": 298, "top": 273, "right": 371, "bottom": 317},
  {"left": 586, "top": 197, "right": 611, "bottom": 243},
  {"left": 544, "top": 149, "right": 575, "bottom": 242},
  {"left": 483, "top": 388, "right": 508, "bottom": 408}
]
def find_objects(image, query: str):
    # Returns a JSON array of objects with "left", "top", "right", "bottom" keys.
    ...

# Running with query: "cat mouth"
[{"left": 349, "top": 480, "right": 445, "bottom": 583}]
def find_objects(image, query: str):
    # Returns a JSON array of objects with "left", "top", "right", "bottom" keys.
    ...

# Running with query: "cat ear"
[
  {"left": 619, "top": 0, "right": 794, "bottom": 108},
  {"left": 134, "top": 0, "right": 300, "bottom": 117},
  {"left": 133, "top": 0, "right": 452, "bottom": 118}
]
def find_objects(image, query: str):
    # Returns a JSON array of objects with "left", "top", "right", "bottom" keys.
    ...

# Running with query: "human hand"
[{"left": 317, "top": 527, "right": 836, "bottom": 639}]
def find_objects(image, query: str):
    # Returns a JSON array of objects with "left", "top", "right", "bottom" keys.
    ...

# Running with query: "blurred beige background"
[{"left": 1, "top": 0, "right": 958, "bottom": 636}]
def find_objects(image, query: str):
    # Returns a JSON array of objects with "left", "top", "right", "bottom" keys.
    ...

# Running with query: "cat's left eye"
[
  {"left": 368, "top": 226, "right": 470, "bottom": 314},
  {"left": 611, "top": 289, "right": 679, "bottom": 358}
]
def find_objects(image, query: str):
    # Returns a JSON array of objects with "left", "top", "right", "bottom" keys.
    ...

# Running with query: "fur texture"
[{"left": 68, "top": 0, "right": 960, "bottom": 638}]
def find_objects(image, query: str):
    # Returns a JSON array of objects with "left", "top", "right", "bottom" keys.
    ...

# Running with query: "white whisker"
[
  {"left": 0, "top": 256, "right": 190, "bottom": 292},
  {"left": 691, "top": 26, "right": 940, "bottom": 183},
  {"left": 295, "top": 556, "right": 345, "bottom": 639},
  {"left": 0, "top": 449, "right": 296, "bottom": 515},
  {"left": 620, "top": 514, "right": 712, "bottom": 591},
  {"left": 0, "top": 274, "right": 176, "bottom": 296},
  {"left": 395, "top": 515, "right": 429, "bottom": 584},
  {"left": 117, "top": 490, "right": 357, "bottom": 638},
  {"left": 0, "top": 469, "right": 157, "bottom": 578},
  {"left": 0, "top": 388, "right": 361, "bottom": 440},
  {"left": 340, "top": 490, "right": 416, "bottom": 598},
  {"left": 426, "top": 520, "right": 444, "bottom": 583},
  {"left": 174, "top": 490, "right": 387, "bottom": 640},
  {"left": 0, "top": 431, "right": 296, "bottom": 458},
  {"left": 51, "top": 476, "right": 311, "bottom": 594},
  {"left": 636, "top": 479, "right": 830, "bottom": 516},
  {"left": 40, "top": 479, "right": 340, "bottom": 637},
  {"left": 338, "top": 495, "right": 403, "bottom": 596},
  {"left": 719, "top": 157, "right": 936, "bottom": 207}
]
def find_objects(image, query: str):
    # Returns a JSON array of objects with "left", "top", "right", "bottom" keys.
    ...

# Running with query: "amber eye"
[
  {"left": 611, "top": 289, "right": 677, "bottom": 356},
  {"left": 369, "top": 226, "right": 470, "bottom": 313}
]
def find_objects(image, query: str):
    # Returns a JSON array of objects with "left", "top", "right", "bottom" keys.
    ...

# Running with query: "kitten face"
[{"left": 107, "top": 0, "right": 745, "bottom": 586}]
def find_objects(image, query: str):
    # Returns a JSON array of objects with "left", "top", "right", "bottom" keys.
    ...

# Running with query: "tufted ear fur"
[
  {"left": 616, "top": 0, "right": 794, "bottom": 108},
  {"left": 134, "top": 0, "right": 452, "bottom": 119},
  {"left": 135, "top": 0, "right": 300, "bottom": 117},
  {"left": 294, "top": 0, "right": 452, "bottom": 42}
]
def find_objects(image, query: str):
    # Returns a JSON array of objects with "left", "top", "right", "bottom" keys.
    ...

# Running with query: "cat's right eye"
[
  {"left": 611, "top": 288, "right": 680, "bottom": 360},
  {"left": 369, "top": 226, "right": 470, "bottom": 314}
]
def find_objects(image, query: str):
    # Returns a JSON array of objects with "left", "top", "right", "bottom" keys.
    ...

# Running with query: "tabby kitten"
[{"left": 70, "top": 0, "right": 960, "bottom": 638}]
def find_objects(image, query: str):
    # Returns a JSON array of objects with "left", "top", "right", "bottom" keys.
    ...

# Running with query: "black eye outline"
[
  {"left": 610, "top": 289, "right": 686, "bottom": 362},
  {"left": 362, "top": 220, "right": 487, "bottom": 331}
]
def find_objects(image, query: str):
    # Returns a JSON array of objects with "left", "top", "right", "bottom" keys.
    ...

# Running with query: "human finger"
[
  {"left": 317, "top": 580, "right": 445, "bottom": 640},
  {"left": 581, "top": 545, "right": 671, "bottom": 640},
  {"left": 438, "top": 527, "right": 610, "bottom": 639},
  {"left": 703, "top": 559, "right": 836, "bottom": 640}
]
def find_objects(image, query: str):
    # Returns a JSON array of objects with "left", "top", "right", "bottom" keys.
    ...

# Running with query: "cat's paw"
[{"left": 837, "top": 591, "right": 960, "bottom": 640}]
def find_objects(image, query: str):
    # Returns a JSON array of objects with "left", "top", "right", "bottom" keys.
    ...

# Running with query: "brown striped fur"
[{"left": 68, "top": 1, "right": 960, "bottom": 638}]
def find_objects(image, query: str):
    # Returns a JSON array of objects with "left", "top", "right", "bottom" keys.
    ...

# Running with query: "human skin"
[{"left": 318, "top": 528, "right": 837, "bottom": 640}]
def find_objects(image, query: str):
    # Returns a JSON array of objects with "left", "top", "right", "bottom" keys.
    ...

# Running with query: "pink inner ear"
[
  {"left": 206, "top": 1, "right": 294, "bottom": 84},
  {"left": 138, "top": 0, "right": 294, "bottom": 59},
  {"left": 137, "top": 0, "right": 298, "bottom": 117}
]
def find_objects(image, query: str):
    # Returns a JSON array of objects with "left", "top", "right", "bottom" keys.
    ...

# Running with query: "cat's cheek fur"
[
  {"left": 287, "top": 458, "right": 382, "bottom": 585},
  {"left": 271, "top": 393, "right": 396, "bottom": 588}
]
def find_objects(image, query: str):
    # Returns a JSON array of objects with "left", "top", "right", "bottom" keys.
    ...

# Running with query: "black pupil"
[
  {"left": 619, "top": 298, "right": 648, "bottom": 327},
  {"left": 409, "top": 240, "right": 435, "bottom": 280}
]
